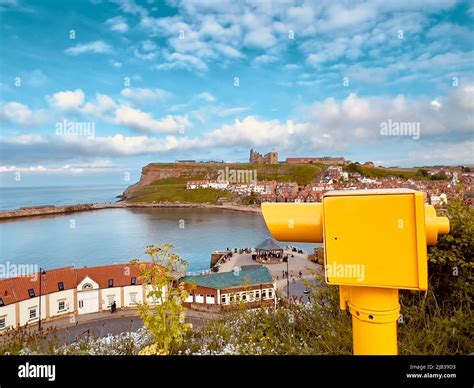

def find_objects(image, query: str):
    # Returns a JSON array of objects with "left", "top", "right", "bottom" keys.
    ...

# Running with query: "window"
[
  {"left": 268, "top": 290, "right": 273, "bottom": 298},
  {"left": 29, "top": 308, "right": 37, "bottom": 320},
  {"left": 58, "top": 282, "right": 64, "bottom": 291},
  {"left": 130, "top": 293, "right": 137, "bottom": 304},
  {"left": 107, "top": 295, "right": 114, "bottom": 306},
  {"left": 242, "top": 293, "right": 247, "bottom": 301},
  {"left": 58, "top": 301, "right": 66, "bottom": 311},
  {"left": 108, "top": 279, "right": 114, "bottom": 288},
  {"left": 255, "top": 291, "right": 260, "bottom": 299},
  {"left": 0, "top": 298, "right": 4, "bottom": 307},
  {"left": 82, "top": 283, "right": 92, "bottom": 290},
  {"left": 230, "top": 295, "right": 234, "bottom": 303},
  {"left": 28, "top": 288, "right": 35, "bottom": 298},
  {"left": 131, "top": 277, "right": 136, "bottom": 285},
  {"left": 262, "top": 290, "right": 267, "bottom": 299},
  {"left": 206, "top": 294, "right": 213, "bottom": 298},
  {"left": 221, "top": 295, "right": 226, "bottom": 304},
  {"left": 0, "top": 317, "right": 5, "bottom": 330},
  {"left": 78, "top": 300, "right": 84, "bottom": 309}
]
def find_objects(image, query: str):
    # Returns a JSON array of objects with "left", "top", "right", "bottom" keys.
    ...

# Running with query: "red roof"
[
  {"left": 77, "top": 263, "right": 142, "bottom": 289},
  {"left": 0, "top": 263, "right": 145, "bottom": 307}
]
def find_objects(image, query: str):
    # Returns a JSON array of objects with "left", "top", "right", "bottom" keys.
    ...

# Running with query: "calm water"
[
  {"left": 0, "top": 207, "right": 317, "bottom": 272},
  {"left": 0, "top": 185, "right": 127, "bottom": 211}
]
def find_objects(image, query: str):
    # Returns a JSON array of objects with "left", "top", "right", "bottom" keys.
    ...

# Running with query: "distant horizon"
[{"left": 0, "top": 157, "right": 471, "bottom": 189}]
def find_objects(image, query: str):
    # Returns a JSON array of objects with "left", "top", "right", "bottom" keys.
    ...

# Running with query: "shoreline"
[{"left": 0, "top": 201, "right": 262, "bottom": 220}]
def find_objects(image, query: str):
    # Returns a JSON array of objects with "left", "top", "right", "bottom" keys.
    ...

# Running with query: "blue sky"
[{"left": 0, "top": 0, "right": 473, "bottom": 186}]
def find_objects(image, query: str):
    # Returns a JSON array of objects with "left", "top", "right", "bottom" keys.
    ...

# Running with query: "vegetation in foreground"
[{"left": 1, "top": 201, "right": 471, "bottom": 355}]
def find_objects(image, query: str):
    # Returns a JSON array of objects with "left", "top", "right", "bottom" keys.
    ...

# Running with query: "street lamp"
[
  {"left": 286, "top": 254, "right": 290, "bottom": 299},
  {"left": 38, "top": 268, "right": 46, "bottom": 331}
]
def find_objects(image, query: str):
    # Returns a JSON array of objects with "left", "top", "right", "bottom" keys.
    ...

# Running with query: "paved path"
[{"left": 0, "top": 308, "right": 218, "bottom": 348}]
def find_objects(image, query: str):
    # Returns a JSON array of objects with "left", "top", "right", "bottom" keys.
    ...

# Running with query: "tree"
[
  {"left": 417, "top": 168, "right": 429, "bottom": 178},
  {"left": 131, "top": 245, "right": 193, "bottom": 355}
]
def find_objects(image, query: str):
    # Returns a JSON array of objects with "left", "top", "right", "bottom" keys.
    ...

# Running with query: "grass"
[
  {"left": 254, "top": 163, "right": 327, "bottom": 185},
  {"left": 128, "top": 163, "right": 327, "bottom": 203},
  {"left": 344, "top": 164, "right": 439, "bottom": 180},
  {"left": 129, "top": 184, "right": 231, "bottom": 204}
]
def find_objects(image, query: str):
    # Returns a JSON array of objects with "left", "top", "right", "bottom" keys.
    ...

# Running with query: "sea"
[{"left": 0, "top": 185, "right": 317, "bottom": 273}]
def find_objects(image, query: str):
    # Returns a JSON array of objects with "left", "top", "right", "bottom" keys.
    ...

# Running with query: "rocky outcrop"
[{"left": 122, "top": 163, "right": 220, "bottom": 200}]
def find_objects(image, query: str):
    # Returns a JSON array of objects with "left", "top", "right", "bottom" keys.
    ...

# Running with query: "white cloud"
[
  {"left": 114, "top": 105, "right": 191, "bottom": 133},
  {"left": 46, "top": 89, "right": 85, "bottom": 110},
  {"left": 0, "top": 102, "right": 46, "bottom": 126},
  {"left": 196, "top": 92, "right": 216, "bottom": 103},
  {"left": 105, "top": 16, "right": 129, "bottom": 32},
  {"left": 155, "top": 52, "right": 208, "bottom": 72},
  {"left": 1, "top": 134, "right": 45, "bottom": 144},
  {"left": 283, "top": 64, "right": 300, "bottom": 70},
  {"left": 203, "top": 116, "right": 294, "bottom": 148},
  {"left": 125, "top": 0, "right": 462, "bottom": 79},
  {"left": 2, "top": 83, "right": 472, "bottom": 166},
  {"left": 214, "top": 43, "right": 244, "bottom": 59},
  {"left": 133, "top": 48, "right": 157, "bottom": 61},
  {"left": 253, "top": 55, "right": 278, "bottom": 65},
  {"left": 243, "top": 27, "right": 277, "bottom": 49},
  {"left": 141, "top": 39, "right": 157, "bottom": 51},
  {"left": 408, "top": 141, "right": 474, "bottom": 166},
  {"left": 218, "top": 107, "right": 249, "bottom": 117},
  {"left": 64, "top": 40, "right": 112, "bottom": 56},
  {"left": 111, "top": 0, "right": 147, "bottom": 17},
  {"left": 0, "top": 160, "right": 117, "bottom": 174},
  {"left": 121, "top": 87, "right": 170, "bottom": 104},
  {"left": 82, "top": 93, "right": 118, "bottom": 117},
  {"left": 110, "top": 60, "right": 122, "bottom": 68}
]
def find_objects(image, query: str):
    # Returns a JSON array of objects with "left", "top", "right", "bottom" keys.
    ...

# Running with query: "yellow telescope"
[{"left": 261, "top": 189, "right": 449, "bottom": 355}]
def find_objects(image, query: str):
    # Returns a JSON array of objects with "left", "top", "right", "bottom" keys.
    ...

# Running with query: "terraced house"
[{"left": 0, "top": 264, "right": 161, "bottom": 332}]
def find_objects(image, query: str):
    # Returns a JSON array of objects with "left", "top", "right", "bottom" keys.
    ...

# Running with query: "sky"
[{"left": 0, "top": 0, "right": 473, "bottom": 187}]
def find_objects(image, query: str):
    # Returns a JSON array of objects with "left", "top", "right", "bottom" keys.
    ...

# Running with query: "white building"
[
  {"left": 0, "top": 264, "right": 162, "bottom": 332},
  {"left": 182, "top": 266, "right": 276, "bottom": 310},
  {"left": 208, "top": 180, "right": 229, "bottom": 190}
]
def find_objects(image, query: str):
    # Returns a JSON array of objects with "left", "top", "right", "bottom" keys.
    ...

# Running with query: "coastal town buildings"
[
  {"left": 182, "top": 266, "right": 276, "bottom": 310},
  {"left": 0, "top": 263, "right": 278, "bottom": 331},
  {"left": 0, "top": 264, "right": 161, "bottom": 331}
]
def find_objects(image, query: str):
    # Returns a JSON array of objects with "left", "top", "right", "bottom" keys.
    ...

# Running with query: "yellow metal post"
[{"left": 342, "top": 286, "right": 400, "bottom": 355}]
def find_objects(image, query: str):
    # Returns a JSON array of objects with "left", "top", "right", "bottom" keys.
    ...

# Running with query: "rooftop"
[
  {"left": 0, "top": 263, "right": 144, "bottom": 306},
  {"left": 255, "top": 237, "right": 283, "bottom": 251},
  {"left": 181, "top": 266, "right": 274, "bottom": 290}
]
